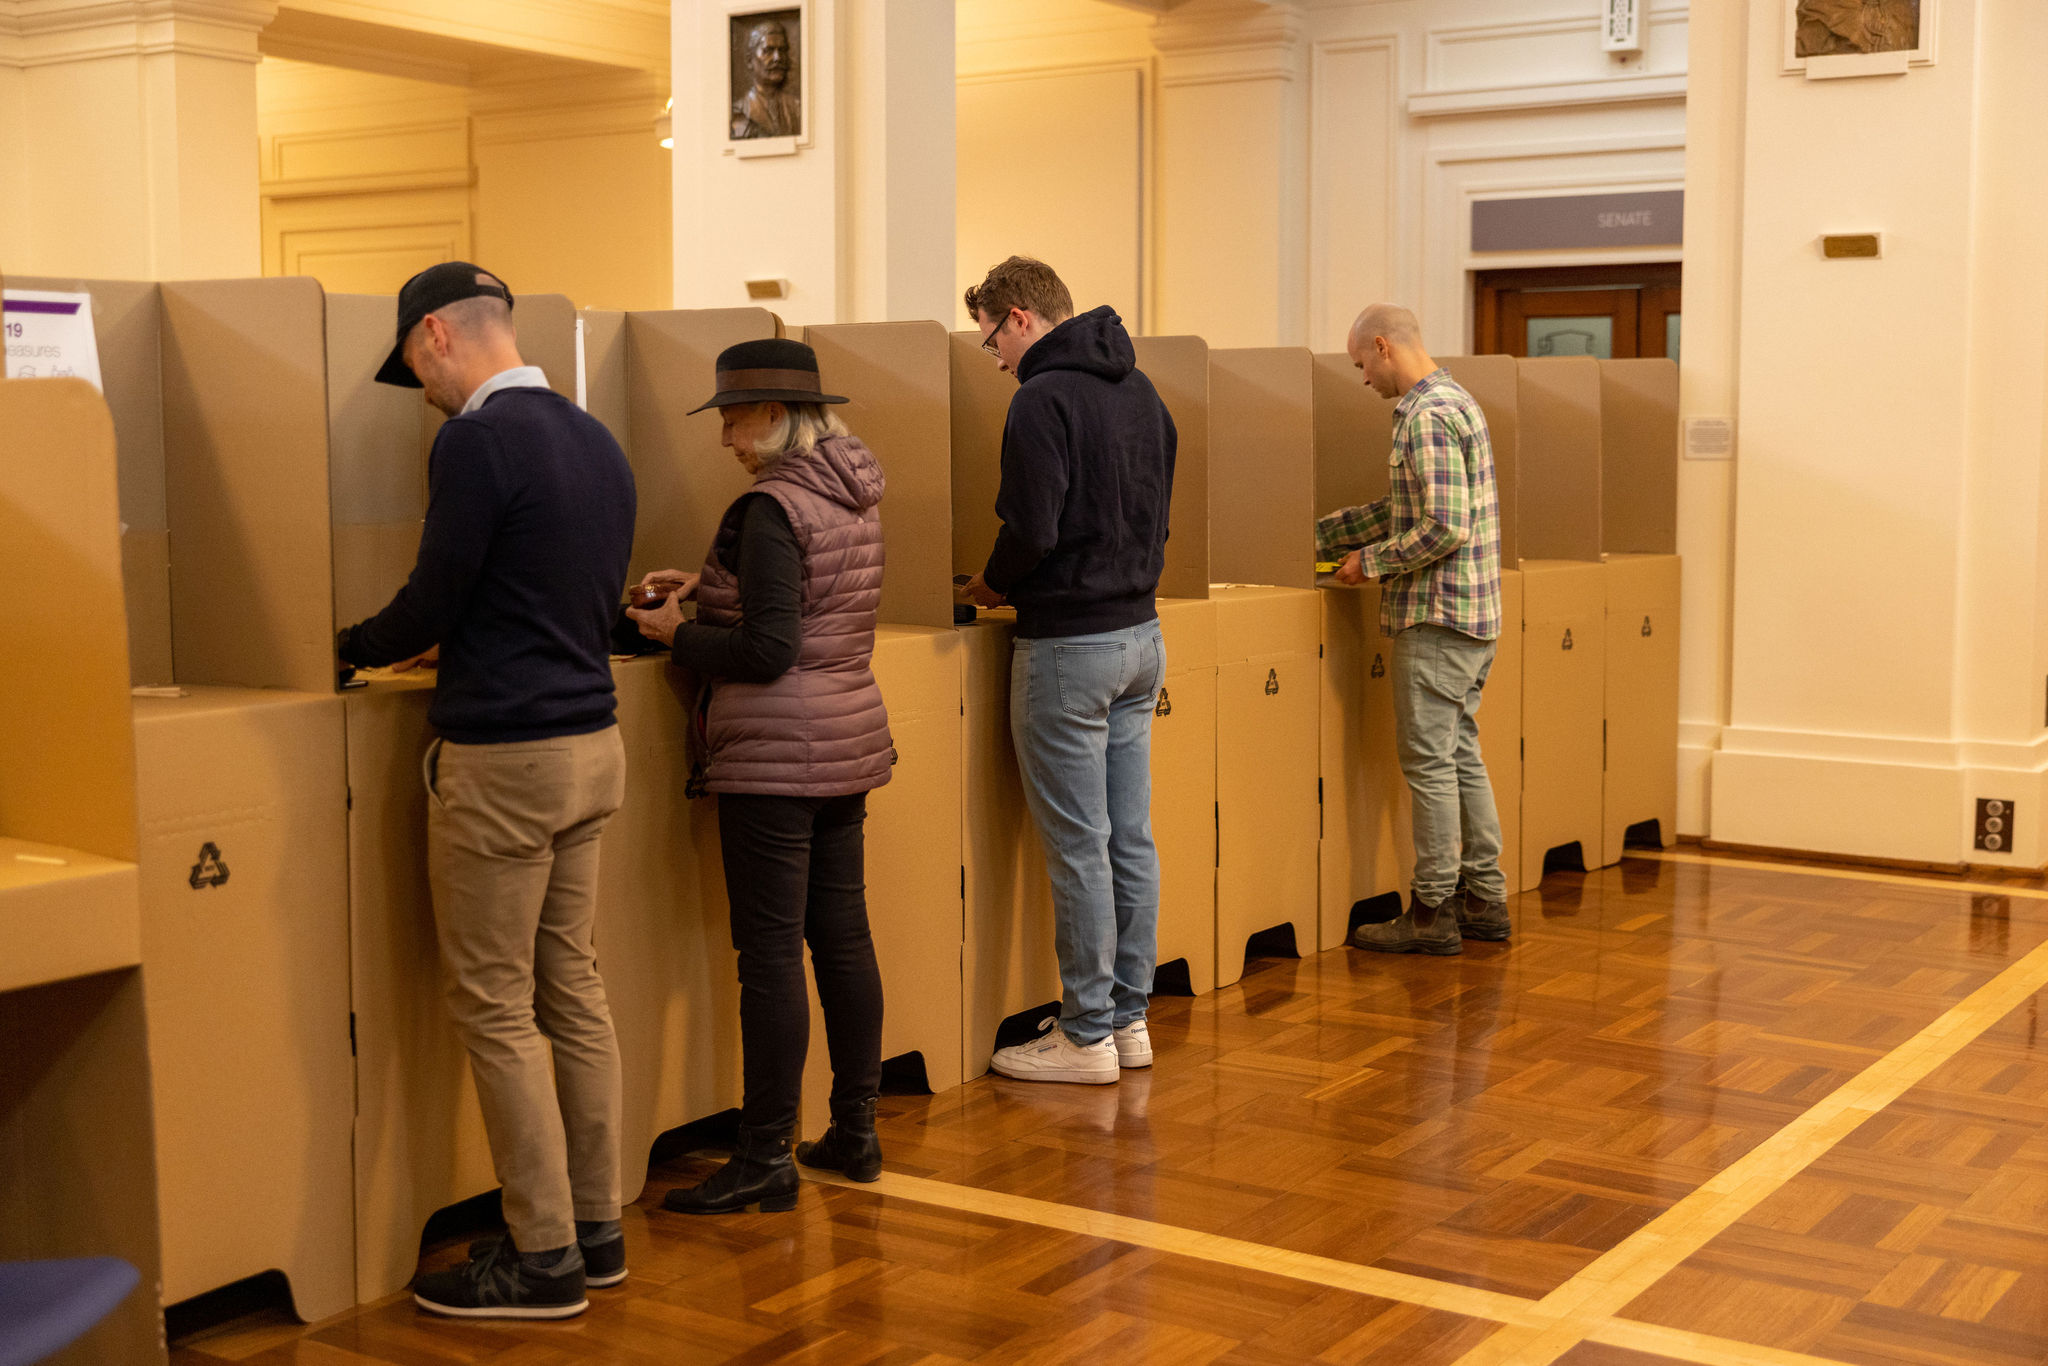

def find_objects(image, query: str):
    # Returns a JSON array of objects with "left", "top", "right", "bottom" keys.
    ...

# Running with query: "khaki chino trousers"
[{"left": 424, "top": 725, "right": 627, "bottom": 1252}]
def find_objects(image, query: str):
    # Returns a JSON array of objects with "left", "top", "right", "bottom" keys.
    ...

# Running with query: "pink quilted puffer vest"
[{"left": 691, "top": 434, "right": 891, "bottom": 797}]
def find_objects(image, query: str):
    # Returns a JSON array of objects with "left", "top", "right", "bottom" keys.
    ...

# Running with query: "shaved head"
[
  {"left": 433, "top": 295, "right": 514, "bottom": 340},
  {"left": 1351, "top": 303, "right": 1422, "bottom": 351}
]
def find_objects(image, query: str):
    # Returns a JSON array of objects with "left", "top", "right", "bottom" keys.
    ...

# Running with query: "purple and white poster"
[{"left": 3, "top": 290, "right": 102, "bottom": 391}]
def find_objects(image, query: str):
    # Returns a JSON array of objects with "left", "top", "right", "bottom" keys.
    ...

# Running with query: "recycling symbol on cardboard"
[
  {"left": 1370, "top": 653, "right": 1386, "bottom": 679},
  {"left": 1641, "top": 616, "right": 1654, "bottom": 637},
  {"left": 1264, "top": 668, "right": 1280, "bottom": 696},
  {"left": 1562, "top": 628, "right": 1575, "bottom": 651},
  {"left": 1155, "top": 687, "right": 1172, "bottom": 718},
  {"left": 188, "top": 842, "right": 230, "bottom": 890}
]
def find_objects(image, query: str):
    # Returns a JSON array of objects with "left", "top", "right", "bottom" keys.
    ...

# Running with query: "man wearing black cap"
[{"left": 337, "top": 262, "right": 637, "bottom": 1320}]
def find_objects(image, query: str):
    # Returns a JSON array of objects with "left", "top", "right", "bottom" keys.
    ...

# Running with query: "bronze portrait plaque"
[
  {"left": 1794, "top": 0, "right": 1920, "bottom": 58},
  {"left": 730, "top": 9, "right": 803, "bottom": 141}
]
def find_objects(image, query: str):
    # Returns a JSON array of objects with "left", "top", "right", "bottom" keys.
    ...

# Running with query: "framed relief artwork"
[
  {"left": 728, "top": 4, "right": 808, "bottom": 153},
  {"left": 1785, "top": 0, "right": 1935, "bottom": 79}
]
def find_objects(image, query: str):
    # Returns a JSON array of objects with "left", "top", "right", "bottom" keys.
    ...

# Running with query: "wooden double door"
[{"left": 1474, "top": 264, "right": 1681, "bottom": 361}]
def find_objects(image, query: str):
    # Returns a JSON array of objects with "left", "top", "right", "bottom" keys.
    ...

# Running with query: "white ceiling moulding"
[
  {"left": 0, "top": 0, "right": 280, "bottom": 67},
  {"left": 1409, "top": 72, "right": 1686, "bottom": 118},
  {"left": 270, "top": 0, "right": 667, "bottom": 74}
]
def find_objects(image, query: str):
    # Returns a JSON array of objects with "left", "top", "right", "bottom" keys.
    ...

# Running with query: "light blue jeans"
[
  {"left": 1390, "top": 623, "right": 1508, "bottom": 908},
  {"left": 1010, "top": 621, "right": 1167, "bottom": 1046}
]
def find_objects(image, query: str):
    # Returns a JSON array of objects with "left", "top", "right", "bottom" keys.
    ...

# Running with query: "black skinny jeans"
[{"left": 716, "top": 791, "right": 885, "bottom": 1134}]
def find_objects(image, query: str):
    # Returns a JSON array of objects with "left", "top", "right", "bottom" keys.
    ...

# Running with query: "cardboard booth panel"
[
  {"left": 0, "top": 841, "right": 140, "bottom": 995},
  {"left": 1600, "top": 358, "right": 1679, "bottom": 556},
  {"left": 1313, "top": 351, "right": 1394, "bottom": 516},
  {"left": 133, "top": 688, "right": 354, "bottom": 1320},
  {"left": 803, "top": 626, "right": 966, "bottom": 1121},
  {"left": 160, "top": 278, "right": 336, "bottom": 694},
  {"left": 1151, "top": 597, "right": 1218, "bottom": 993},
  {"left": 601, "top": 658, "right": 739, "bottom": 1179},
  {"left": 1515, "top": 357, "right": 1602, "bottom": 564},
  {"left": 580, "top": 309, "right": 627, "bottom": 437},
  {"left": 0, "top": 379, "right": 139, "bottom": 861},
  {"left": 1442, "top": 355, "right": 1522, "bottom": 570},
  {"left": 1317, "top": 583, "right": 1409, "bottom": 949},
  {"left": 960, "top": 613, "right": 1058, "bottom": 1077},
  {"left": 1484, "top": 569, "right": 1526, "bottom": 898},
  {"left": 0, "top": 969, "right": 165, "bottom": 1366},
  {"left": 1131, "top": 335, "right": 1211, "bottom": 600},
  {"left": 9, "top": 277, "right": 172, "bottom": 681},
  {"left": 802, "top": 322, "right": 953, "bottom": 629},
  {"left": 1210, "top": 347, "right": 1315, "bottom": 591},
  {"left": 620, "top": 308, "right": 784, "bottom": 585},
  {"left": 1213, "top": 587, "right": 1319, "bottom": 982},
  {"left": 949, "top": 330, "right": 1012, "bottom": 579},
  {"left": 1520, "top": 561, "right": 1606, "bottom": 886},
  {"left": 344, "top": 675, "right": 494, "bottom": 1301},
  {"left": 1602, "top": 554, "right": 1681, "bottom": 864}
]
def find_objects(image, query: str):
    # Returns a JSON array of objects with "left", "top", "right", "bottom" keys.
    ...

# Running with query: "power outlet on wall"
[{"left": 1975, "top": 798, "right": 2016, "bottom": 854}]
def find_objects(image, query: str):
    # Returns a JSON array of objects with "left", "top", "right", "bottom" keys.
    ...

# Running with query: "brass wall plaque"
[{"left": 1822, "top": 234, "right": 1882, "bottom": 259}]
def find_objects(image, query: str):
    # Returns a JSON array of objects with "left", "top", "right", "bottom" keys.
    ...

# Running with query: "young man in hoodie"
[{"left": 963, "top": 257, "right": 1177, "bottom": 1085}]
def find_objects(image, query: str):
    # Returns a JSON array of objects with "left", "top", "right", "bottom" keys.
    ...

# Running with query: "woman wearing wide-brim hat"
[{"left": 625, "top": 337, "right": 892, "bottom": 1211}]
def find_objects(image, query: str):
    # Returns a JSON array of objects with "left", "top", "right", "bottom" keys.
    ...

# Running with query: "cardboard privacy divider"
[
  {"left": 1127, "top": 335, "right": 1211, "bottom": 600},
  {"left": 1599, "top": 358, "right": 1681, "bottom": 863},
  {"left": 948, "top": 330, "right": 1014, "bottom": 581},
  {"left": 607, "top": 307, "right": 783, "bottom": 584},
  {"left": 1520, "top": 560, "right": 1607, "bottom": 888},
  {"left": 1209, "top": 347, "right": 1318, "bottom": 979},
  {"left": 1515, "top": 356, "right": 1603, "bottom": 563},
  {"left": 0, "top": 376, "right": 165, "bottom": 1366},
  {"left": 800, "top": 626, "right": 966, "bottom": 1122},
  {"left": 959, "top": 611, "right": 1058, "bottom": 1078},
  {"left": 132, "top": 688, "right": 355, "bottom": 1322},
  {"left": 1317, "top": 582, "right": 1408, "bottom": 945},
  {"left": 1151, "top": 597, "right": 1219, "bottom": 993},
  {"left": 328, "top": 291, "right": 581, "bottom": 630},
  {"left": 802, "top": 322, "right": 954, "bottom": 630},
  {"left": 1487, "top": 569, "right": 1526, "bottom": 897},
  {"left": 9, "top": 276, "right": 172, "bottom": 682}
]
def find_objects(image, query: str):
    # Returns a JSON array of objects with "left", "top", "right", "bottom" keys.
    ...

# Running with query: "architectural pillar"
[{"left": 0, "top": 0, "right": 278, "bottom": 278}]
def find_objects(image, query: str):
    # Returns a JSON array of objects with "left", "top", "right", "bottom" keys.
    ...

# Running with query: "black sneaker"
[
  {"left": 416, "top": 1237, "right": 588, "bottom": 1319},
  {"left": 467, "top": 1230, "right": 626, "bottom": 1290}
]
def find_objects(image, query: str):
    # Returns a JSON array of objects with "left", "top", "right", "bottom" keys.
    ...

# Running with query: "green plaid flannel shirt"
[{"left": 1315, "top": 368, "right": 1503, "bottom": 641}]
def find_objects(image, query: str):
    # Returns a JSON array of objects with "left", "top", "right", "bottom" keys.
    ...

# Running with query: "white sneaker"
[
  {"left": 990, "top": 1018, "right": 1118, "bottom": 1085},
  {"left": 1113, "top": 1020, "right": 1152, "bottom": 1069}
]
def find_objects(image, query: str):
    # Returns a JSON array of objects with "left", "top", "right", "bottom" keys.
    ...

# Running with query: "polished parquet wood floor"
[{"left": 173, "top": 852, "right": 2048, "bottom": 1366}]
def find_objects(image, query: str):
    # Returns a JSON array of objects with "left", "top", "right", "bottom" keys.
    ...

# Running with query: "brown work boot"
[
  {"left": 1456, "top": 891, "right": 1512, "bottom": 942},
  {"left": 1349, "top": 895, "right": 1462, "bottom": 955}
]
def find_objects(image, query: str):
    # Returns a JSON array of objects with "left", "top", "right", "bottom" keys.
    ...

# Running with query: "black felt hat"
[
  {"left": 375, "top": 261, "right": 516, "bottom": 388},
  {"left": 686, "top": 338, "right": 849, "bottom": 414}
]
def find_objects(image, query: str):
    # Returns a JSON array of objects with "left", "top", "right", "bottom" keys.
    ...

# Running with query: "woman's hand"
[
  {"left": 625, "top": 590, "right": 688, "bottom": 646},
  {"left": 639, "top": 569, "right": 700, "bottom": 602}
]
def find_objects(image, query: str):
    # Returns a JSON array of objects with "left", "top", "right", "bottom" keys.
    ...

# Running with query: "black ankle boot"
[
  {"left": 796, "top": 1097, "right": 882, "bottom": 1183},
  {"left": 662, "top": 1125, "right": 798, "bottom": 1214}
]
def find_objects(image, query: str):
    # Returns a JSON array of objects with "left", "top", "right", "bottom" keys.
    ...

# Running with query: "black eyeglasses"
[{"left": 980, "top": 312, "right": 1013, "bottom": 356}]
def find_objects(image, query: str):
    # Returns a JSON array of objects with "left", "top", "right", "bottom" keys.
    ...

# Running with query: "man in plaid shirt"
[{"left": 1316, "top": 304, "right": 1509, "bottom": 955}]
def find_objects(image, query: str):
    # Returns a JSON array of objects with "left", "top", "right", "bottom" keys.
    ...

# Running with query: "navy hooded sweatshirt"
[{"left": 981, "top": 305, "right": 1176, "bottom": 639}]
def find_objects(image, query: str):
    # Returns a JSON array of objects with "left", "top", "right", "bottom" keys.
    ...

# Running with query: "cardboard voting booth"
[
  {"left": 1151, "top": 597, "right": 1219, "bottom": 993},
  {"left": 802, "top": 627, "right": 966, "bottom": 1117},
  {"left": 132, "top": 689, "right": 355, "bottom": 1321},
  {"left": 1600, "top": 358, "right": 1682, "bottom": 864},
  {"left": 1516, "top": 356, "right": 1607, "bottom": 884},
  {"left": 1206, "top": 348, "right": 1318, "bottom": 978},
  {"left": 0, "top": 377, "right": 165, "bottom": 1365}
]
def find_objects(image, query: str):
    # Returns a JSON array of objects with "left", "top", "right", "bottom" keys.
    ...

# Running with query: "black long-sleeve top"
[{"left": 669, "top": 493, "right": 802, "bottom": 682}]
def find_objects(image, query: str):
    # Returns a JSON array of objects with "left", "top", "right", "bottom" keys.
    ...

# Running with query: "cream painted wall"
[
  {"left": 1709, "top": 0, "right": 2048, "bottom": 866},
  {"left": 254, "top": 57, "right": 671, "bottom": 308},
  {"left": 671, "top": 0, "right": 955, "bottom": 324}
]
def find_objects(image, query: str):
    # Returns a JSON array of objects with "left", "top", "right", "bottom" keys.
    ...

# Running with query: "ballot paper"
[{"left": 3, "top": 290, "right": 103, "bottom": 390}]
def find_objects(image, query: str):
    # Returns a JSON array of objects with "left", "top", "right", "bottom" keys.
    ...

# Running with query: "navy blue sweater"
[
  {"left": 339, "top": 386, "right": 636, "bottom": 743},
  {"left": 982, "top": 306, "right": 1175, "bottom": 638}
]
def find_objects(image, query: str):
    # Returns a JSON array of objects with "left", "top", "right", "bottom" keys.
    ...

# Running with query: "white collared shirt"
[{"left": 460, "top": 365, "right": 551, "bottom": 415}]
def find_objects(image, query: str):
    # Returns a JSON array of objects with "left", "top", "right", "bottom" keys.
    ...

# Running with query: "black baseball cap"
[
  {"left": 686, "top": 338, "right": 850, "bottom": 414},
  {"left": 375, "top": 261, "right": 516, "bottom": 388}
]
